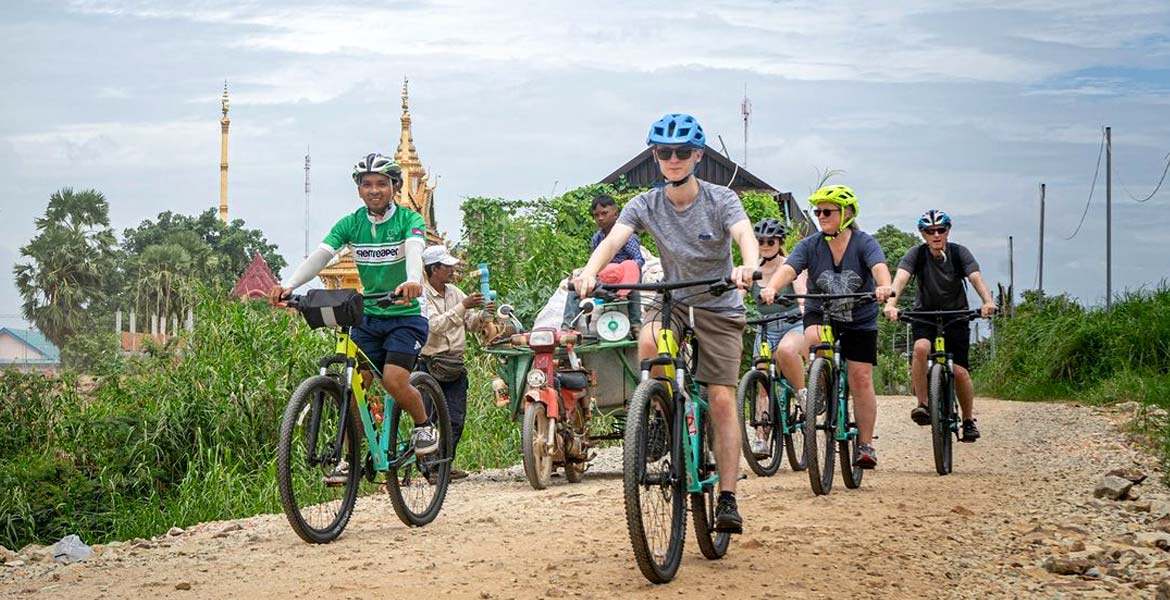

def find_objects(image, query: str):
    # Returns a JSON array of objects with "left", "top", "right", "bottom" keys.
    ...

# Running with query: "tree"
[
  {"left": 13, "top": 188, "right": 120, "bottom": 349},
  {"left": 121, "top": 209, "right": 285, "bottom": 290}
]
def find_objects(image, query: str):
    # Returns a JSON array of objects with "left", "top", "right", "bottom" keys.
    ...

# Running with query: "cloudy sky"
[{"left": 2, "top": 0, "right": 1169, "bottom": 328}]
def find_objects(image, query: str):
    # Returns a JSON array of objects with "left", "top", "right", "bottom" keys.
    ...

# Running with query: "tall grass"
[
  {"left": 0, "top": 293, "right": 520, "bottom": 550},
  {"left": 976, "top": 287, "right": 1170, "bottom": 467}
]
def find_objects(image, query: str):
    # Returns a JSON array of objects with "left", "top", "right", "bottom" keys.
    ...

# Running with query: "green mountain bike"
[
  {"left": 898, "top": 309, "right": 980, "bottom": 476},
  {"left": 737, "top": 312, "right": 807, "bottom": 476},
  {"left": 782, "top": 292, "right": 880, "bottom": 496},
  {"left": 580, "top": 276, "right": 747, "bottom": 584},
  {"left": 276, "top": 290, "right": 452, "bottom": 543}
]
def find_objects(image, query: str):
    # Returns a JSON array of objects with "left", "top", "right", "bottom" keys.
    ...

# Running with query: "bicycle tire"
[
  {"left": 839, "top": 384, "right": 863, "bottom": 489},
  {"left": 386, "top": 372, "right": 452, "bottom": 527},
  {"left": 522, "top": 401, "right": 554, "bottom": 489},
  {"left": 691, "top": 418, "right": 730, "bottom": 560},
  {"left": 277, "top": 375, "right": 360, "bottom": 544},
  {"left": 804, "top": 358, "right": 836, "bottom": 496},
  {"left": 736, "top": 369, "right": 783, "bottom": 477},
  {"left": 783, "top": 382, "right": 808, "bottom": 472},
  {"left": 623, "top": 379, "right": 685, "bottom": 584},
  {"left": 928, "top": 364, "right": 953, "bottom": 476}
]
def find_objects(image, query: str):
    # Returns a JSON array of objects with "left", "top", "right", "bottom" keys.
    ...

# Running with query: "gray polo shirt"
[{"left": 617, "top": 180, "right": 748, "bottom": 313}]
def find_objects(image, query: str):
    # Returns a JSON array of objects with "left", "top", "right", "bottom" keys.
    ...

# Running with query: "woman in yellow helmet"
[{"left": 760, "top": 185, "right": 893, "bottom": 469}]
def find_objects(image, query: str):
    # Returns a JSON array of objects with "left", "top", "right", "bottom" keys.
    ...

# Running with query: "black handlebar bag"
[{"left": 299, "top": 289, "right": 364, "bottom": 329}]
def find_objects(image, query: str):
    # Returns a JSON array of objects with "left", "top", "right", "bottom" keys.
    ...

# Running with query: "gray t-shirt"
[
  {"left": 898, "top": 242, "right": 980, "bottom": 311},
  {"left": 618, "top": 180, "right": 749, "bottom": 312},
  {"left": 785, "top": 230, "right": 886, "bottom": 330}
]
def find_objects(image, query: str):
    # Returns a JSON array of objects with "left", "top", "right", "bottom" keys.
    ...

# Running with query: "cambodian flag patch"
[{"left": 411, "top": 228, "right": 425, "bottom": 236}]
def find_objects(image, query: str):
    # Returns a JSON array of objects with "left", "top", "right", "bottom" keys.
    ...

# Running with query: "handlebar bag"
[{"left": 300, "top": 289, "right": 364, "bottom": 329}]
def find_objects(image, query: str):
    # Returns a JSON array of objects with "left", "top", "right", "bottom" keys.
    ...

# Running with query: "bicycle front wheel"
[
  {"left": 804, "top": 358, "right": 836, "bottom": 496},
  {"left": 277, "top": 375, "right": 360, "bottom": 544},
  {"left": 623, "top": 379, "right": 685, "bottom": 584},
  {"left": 783, "top": 382, "right": 808, "bottom": 472},
  {"left": 736, "top": 369, "right": 783, "bottom": 477},
  {"left": 928, "top": 364, "right": 953, "bottom": 476},
  {"left": 386, "top": 372, "right": 452, "bottom": 527}
]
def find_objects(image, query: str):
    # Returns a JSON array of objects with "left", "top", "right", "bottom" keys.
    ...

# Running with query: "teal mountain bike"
[{"left": 737, "top": 312, "right": 808, "bottom": 476}]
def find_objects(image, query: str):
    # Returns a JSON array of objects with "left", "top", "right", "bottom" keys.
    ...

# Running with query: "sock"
[
  {"left": 415, "top": 419, "right": 431, "bottom": 429},
  {"left": 718, "top": 491, "right": 736, "bottom": 503}
]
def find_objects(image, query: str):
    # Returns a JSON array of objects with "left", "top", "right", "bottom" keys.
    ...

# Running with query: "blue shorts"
[
  {"left": 755, "top": 316, "right": 803, "bottom": 350},
  {"left": 350, "top": 315, "right": 429, "bottom": 371}
]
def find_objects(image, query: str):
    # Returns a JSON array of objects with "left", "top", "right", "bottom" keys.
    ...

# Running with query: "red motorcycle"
[{"left": 509, "top": 327, "right": 593, "bottom": 489}]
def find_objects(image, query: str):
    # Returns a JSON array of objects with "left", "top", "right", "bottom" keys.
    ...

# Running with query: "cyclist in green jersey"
[{"left": 269, "top": 153, "right": 438, "bottom": 462}]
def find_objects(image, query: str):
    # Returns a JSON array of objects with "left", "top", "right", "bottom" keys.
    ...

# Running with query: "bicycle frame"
[
  {"left": 321, "top": 329, "right": 417, "bottom": 474},
  {"left": 749, "top": 318, "right": 798, "bottom": 435},
  {"left": 808, "top": 323, "right": 859, "bottom": 444}
]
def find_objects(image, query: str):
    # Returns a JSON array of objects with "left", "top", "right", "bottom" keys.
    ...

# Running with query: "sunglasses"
[
  {"left": 756, "top": 238, "right": 780, "bottom": 246},
  {"left": 812, "top": 208, "right": 840, "bottom": 217},
  {"left": 922, "top": 227, "right": 949, "bottom": 236},
  {"left": 654, "top": 147, "right": 695, "bottom": 161}
]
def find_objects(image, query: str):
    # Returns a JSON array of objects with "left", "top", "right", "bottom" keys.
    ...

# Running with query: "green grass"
[
  {"left": 0, "top": 293, "right": 522, "bottom": 551},
  {"left": 975, "top": 287, "right": 1170, "bottom": 474}
]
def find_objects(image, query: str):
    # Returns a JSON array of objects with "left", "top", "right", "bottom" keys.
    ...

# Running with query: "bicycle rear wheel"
[
  {"left": 277, "top": 375, "right": 360, "bottom": 544},
  {"left": 839, "top": 385, "right": 864, "bottom": 489},
  {"left": 928, "top": 364, "right": 953, "bottom": 476},
  {"left": 736, "top": 369, "right": 783, "bottom": 477},
  {"left": 691, "top": 416, "right": 730, "bottom": 560},
  {"left": 386, "top": 372, "right": 452, "bottom": 527},
  {"left": 804, "top": 358, "right": 836, "bottom": 496},
  {"left": 623, "top": 379, "right": 685, "bottom": 584},
  {"left": 783, "top": 382, "right": 808, "bottom": 472}
]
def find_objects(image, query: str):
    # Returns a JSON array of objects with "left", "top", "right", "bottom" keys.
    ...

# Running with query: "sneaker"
[
  {"left": 961, "top": 419, "right": 980, "bottom": 442},
  {"left": 854, "top": 443, "right": 878, "bottom": 469},
  {"left": 910, "top": 405, "right": 930, "bottom": 426},
  {"left": 750, "top": 437, "right": 772, "bottom": 459},
  {"left": 714, "top": 493, "right": 744, "bottom": 534},
  {"left": 322, "top": 460, "right": 349, "bottom": 486},
  {"left": 412, "top": 424, "right": 440, "bottom": 456}
]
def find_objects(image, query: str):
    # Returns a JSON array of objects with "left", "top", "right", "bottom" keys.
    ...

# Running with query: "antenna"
[
  {"left": 304, "top": 147, "right": 311, "bottom": 259},
  {"left": 740, "top": 84, "right": 751, "bottom": 167}
]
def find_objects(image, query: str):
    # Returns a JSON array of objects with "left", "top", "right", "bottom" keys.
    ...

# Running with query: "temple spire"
[{"left": 218, "top": 81, "right": 230, "bottom": 224}]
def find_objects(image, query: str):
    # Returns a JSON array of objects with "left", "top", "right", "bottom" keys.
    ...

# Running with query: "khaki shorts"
[{"left": 644, "top": 304, "right": 745, "bottom": 387}]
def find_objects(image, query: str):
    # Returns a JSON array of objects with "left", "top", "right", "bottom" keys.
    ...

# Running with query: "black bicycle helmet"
[{"left": 753, "top": 218, "right": 788, "bottom": 240}]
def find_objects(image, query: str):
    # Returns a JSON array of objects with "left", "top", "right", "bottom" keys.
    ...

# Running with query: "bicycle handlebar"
[
  {"left": 745, "top": 312, "right": 803, "bottom": 326},
  {"left": 897, "top": 309, "right": 981, "bottom": 330},
  {"left": 568, "top": 271, "right": 762, "bottom": 295},
  {"left": 287, "top": 290, "right": 406, "bottom": 310}
]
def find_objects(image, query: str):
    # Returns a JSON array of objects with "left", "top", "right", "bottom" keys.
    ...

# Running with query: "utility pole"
[
  {"left": 1008, "top": 235, "right": 1014, "bottom": 316},
  {"left": 1106, "top": 126, "right": 1113, "bottom": 311},
  {"left": 740, "top": 85, "right": 751, "bottom": 167},
  {"left": 304, "top": 148, "right": 311, "bottom": 259},
  {"left": 1038, "top": 183, "right": 1046, "bottom": 299}
]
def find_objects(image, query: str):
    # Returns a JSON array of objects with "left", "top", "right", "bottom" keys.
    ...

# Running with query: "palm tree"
[{"left": 13, "top": 188, "right": 119, "bottom": 349}]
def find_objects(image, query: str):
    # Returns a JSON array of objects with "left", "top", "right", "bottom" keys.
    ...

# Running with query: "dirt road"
[{"left": 3, "top": 396, "right": 1168, "bottom": 599}]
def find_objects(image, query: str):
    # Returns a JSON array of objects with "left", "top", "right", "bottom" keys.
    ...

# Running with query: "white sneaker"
[
  {"left": 750, "top": 437, "right": 772, "bottom": 458},
  {"left": 412, "top": 424, "right": 440, "bottom": 456},
  {"left": 322, "top": 460, "right": 349, "bottom": 486}
]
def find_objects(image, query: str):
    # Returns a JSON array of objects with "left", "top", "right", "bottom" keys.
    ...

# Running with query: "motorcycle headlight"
[
  {"left": 526, "top": 369, "right": 547, "bottom": 388},
  {"left": 527, "top": 330, "right": 555, "bottom": 347}
]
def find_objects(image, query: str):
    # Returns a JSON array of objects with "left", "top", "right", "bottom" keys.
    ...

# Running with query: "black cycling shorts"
[
  {"left": 802, "top": 311, "right": 878, "bottom": 366},
  {"left": 911, "top": 322, "right": 971, "bottom": 370}
]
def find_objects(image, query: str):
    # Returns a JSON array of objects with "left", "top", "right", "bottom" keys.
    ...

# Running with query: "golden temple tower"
[
  {"left": 218, "top": 82, "right": 230, "bottom": 224},
  {"left": 319, "top": 78, "right": 442, "bottom": 290}
]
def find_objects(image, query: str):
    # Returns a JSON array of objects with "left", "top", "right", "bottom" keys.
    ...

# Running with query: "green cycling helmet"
[{"left": 808, "top": 184, "right": 859, "bottom": 236}]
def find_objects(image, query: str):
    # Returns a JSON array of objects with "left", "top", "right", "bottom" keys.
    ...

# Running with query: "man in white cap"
[{"left": 421, "top": 244, "right": 488, "bottom": 479}]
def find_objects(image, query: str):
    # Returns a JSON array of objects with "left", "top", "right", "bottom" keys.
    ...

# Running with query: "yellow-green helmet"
[{"left": 808, "top": 184, "right": 859, "bottom": 235}]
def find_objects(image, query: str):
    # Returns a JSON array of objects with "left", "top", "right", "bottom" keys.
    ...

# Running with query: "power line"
[
  {"left": 1061, "top": 127, "right": 1106, "bottom": 241},
  {"left": 1115, "top": 150, "right": 1170, "bottom": 204}
]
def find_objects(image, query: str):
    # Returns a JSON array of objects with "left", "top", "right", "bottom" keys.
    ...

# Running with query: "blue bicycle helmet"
[
  {"left": 646, "top": 113, "right": 706, "bottom": 148},
  {"left": 917, "top": 209, "right": 952, "bottom": 231}
]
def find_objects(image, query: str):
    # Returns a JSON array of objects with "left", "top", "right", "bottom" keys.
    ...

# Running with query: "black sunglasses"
[
  {"left": 922, "top": 227, "right": 949, "bottom": 235},
  {"left": 654, "top": 147, "right": 695, "bottom": 161},
  {"left": 812, "top": 208, "right": 840, "bottom": 217},
  {"left": 756, "top": 238, "right": 780, "bottom": 246}
]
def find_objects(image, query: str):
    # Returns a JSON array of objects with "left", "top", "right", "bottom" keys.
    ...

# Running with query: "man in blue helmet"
[
  {"left": 573, "top": 113, "right": 760, "bottom": 533},
  {"left": 883, "top": 210, "right": 996, "bottom": 441}
]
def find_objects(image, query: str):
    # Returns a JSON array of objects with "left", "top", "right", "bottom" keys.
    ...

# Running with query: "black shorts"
[
  {"left": 911, "top": 322, "right": 971, "bottom": 370},
  {"left": 803, "top": 312, "right": 879, "bottom": 366}
]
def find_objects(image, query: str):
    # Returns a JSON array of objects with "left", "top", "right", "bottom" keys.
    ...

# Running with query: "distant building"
[
  {"left": 231, "top": 253, "right": 280, "bottom": 300},
  {"left": 599, "top": 146, "right": 811, "bottom": 232},
  {"left": 0, "top": 327, "right": 61, "bottom": 373}
]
